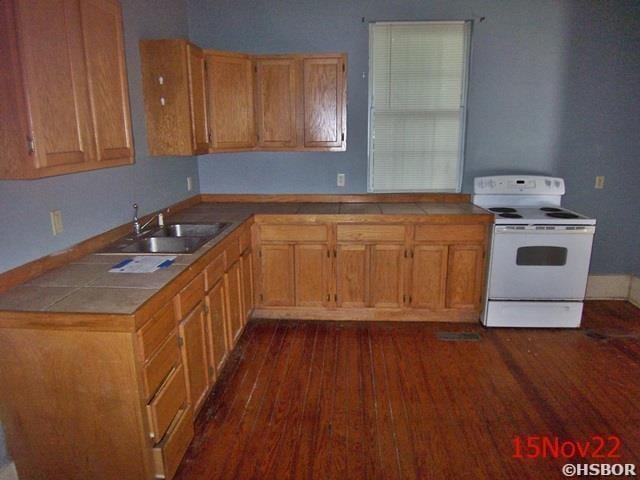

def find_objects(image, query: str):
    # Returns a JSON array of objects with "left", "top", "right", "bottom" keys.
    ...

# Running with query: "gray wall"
[
  {"left": 190, "top": 0, "right": 640, "bottom": 275},
  {"left": 0, "top": 0, "right": 199, "bottom": 275},
  {"left": 0, "top": 0, "right": 197, "bottom": 467}
]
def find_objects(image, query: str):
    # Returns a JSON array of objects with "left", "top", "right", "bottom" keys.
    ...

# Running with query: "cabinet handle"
[
  {"left": 333, "top": 249, "right": 337, "bottom": 257},
  {"left": 327, "top": 249, "right": 330, "bottom": 258},
  {"left": 404, "top": 250, "right": 408, "bottom": 258},
  {"left": 403, "top": 294, "right": 407, "bottom": 303},
  {"left": 326, "top": 293, "right": 330, "bottom": 302}
]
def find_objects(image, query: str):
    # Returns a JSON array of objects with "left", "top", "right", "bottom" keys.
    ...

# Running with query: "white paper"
[{"left": 109, "top": 256, "right": 176, "bottom": 273}]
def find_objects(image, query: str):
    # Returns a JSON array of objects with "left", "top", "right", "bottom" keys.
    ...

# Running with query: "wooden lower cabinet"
[
  {"left": 258, "top": 244, "right": 295, "bottom": 306},
  {"left": 255, "top": 221, "right": 488, "bottom": 320},
  {"left": 446, "top": 244, "right": 484, "bottom": 309},
  {"left": 178, "top": 302, "right": 210, "bottom": 415},
  {"left": 294, "top": 244, "right": 331, "bottom": 307},
  {"left": 335, "top": 244, "right": 368, "bottom": 308},
  {"left": 241, "top": 250, "right": 254, "bottom": 320},
  {"left": 410, "top": 245, "right": 448, "bottom": 309},
  {"left": 206, "top": 279, "right": 229, "bottom": 375},
  {"left": 369, "top": 244, "right": 405, "bottom": 308},
  {"left": 225, "top": 261, "right": 244, "bottom": 346}
]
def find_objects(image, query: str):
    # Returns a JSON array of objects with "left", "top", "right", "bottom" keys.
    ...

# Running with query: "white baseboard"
[
  {"left": 630, "top": 276, "right": 640, "bottom": 308},
  {"left": 0, "top": 463, "right": 18, "bottom": 480},
  {"left": 585, "top": 274, "right": 631, "bottom": 300}
]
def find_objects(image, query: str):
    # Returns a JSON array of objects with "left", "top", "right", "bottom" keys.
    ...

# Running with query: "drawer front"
[
  {"left": 239, "top": 226, "right": 252, "bottom": 253},
  {"left": 225, "top": 234, "right": 241, "bottom": 265},
  {"left": 259, "top": 225, "right": 327, "bottom": 242},
  {"left": 175, "top": 272, "right": 205, "bottom": 319},
  {"left": 152, "top": 407, "right": 194, "bottom": 480},
  {"left": 337, "top": 224, "right": 405, "bottom": 242},
  {"left": 415, "top": 224, "right": 486, "bottom": 243},
  {"left": 143, "top": 333, "right": 181, "bottom": 401},
  {"left": 205, "top": 251, "right": 226, "bottom": 291},
  {"left": 137, "top": 302, "right": 176, "bottom": 361},
  {"left": 146, "top": 364, "right": 187, "bottom": 442}
]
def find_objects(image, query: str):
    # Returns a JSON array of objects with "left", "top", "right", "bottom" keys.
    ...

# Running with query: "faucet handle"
[{"left": 132, "top": 203, "right": 139, "bottom": 219}]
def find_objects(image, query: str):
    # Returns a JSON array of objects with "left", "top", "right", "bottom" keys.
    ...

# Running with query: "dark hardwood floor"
[{"left": 175, "top": 301, "right": 640, "bottom": 479}]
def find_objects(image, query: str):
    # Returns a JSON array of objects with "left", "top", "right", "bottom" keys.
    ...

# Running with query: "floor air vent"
[{"left": 437, "top": 332, "right": 481, "bottom": 342}]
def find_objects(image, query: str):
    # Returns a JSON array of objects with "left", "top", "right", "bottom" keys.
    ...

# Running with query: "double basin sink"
[{"left": 101, "top": 223, "right": 230, "bottom": 254}]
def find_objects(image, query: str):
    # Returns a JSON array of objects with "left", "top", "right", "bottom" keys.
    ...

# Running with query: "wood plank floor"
[{"left": 175, "top": 301, "right": 640, "bottom": 479}]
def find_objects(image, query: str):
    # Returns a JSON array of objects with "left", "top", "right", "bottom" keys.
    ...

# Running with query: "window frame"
[{"left": 367, "top": 21, "right": 472, "bottom": 193}]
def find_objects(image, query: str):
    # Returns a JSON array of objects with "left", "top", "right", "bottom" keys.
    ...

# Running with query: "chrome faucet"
[{"left": 132, "top": 203, "right": 166, "bottom": 237}]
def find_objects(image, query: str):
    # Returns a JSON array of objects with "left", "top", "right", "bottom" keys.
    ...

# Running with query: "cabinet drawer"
[
  {"left": 175, "top": 273, "right": 205, "bottom": 319},
  {"left": 260, "top": 225, "right": 327, "bottom": 242},
  {"left": 415, "top": 225, "right": 486, "bottom": 243},
  {"left": 152, "top": 407, "right": 194, "bottom": 480},
  {"left": 146, "top": 364, "right": 187, "bottom": 442},
  {"left": 337, "top": 225, "right": 405, "bottom": 242},
  {"left": 239, "top": 226, "right": 252, "bottom": 253},
  {"left": 205, "top": 251, "right": 226, "bottom": 291},
  {"left": 137, "top": 302, "right": 176, "bottom": 361},
  {"left": 143, "top": 333, "right": 181, "bottom": 401}
]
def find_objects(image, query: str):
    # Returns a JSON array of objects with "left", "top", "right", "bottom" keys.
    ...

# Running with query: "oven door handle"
[{"left": 495, "top": 226, "right": 595, "bottom": 234}]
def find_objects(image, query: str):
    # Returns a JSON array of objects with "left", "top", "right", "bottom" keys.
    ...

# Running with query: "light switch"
[
  {"left": 595, "top": 176, "right": 605, "bottom": 189},
  {"left": 337, "top": 173, "right": 346, "bottom": 187},
  {"left": 50, "top": 210, "right": 63, "bottom": 236}
]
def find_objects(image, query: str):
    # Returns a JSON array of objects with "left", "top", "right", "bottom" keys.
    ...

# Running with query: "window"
[{"left": 368, "top": 22, "right": 471, "bottom": 192}]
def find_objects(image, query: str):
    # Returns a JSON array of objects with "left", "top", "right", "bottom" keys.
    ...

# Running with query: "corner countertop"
[{"left": 0, "top": 201, "right": 491, "bottom": 320}]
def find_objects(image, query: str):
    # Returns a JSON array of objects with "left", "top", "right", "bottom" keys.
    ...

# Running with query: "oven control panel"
[{"left": 474, "top": 175, "right": 565, "bottom": 195}]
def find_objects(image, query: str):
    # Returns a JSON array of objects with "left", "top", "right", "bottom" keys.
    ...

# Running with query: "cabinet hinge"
[
  {"left": 342, "top": 64, "right": 345, "bottom": 72},
  {"left": 410, "top": 250, "right": 414, "bottom": 258},
  {"left": 333, "top": 249, "right": 337, "bottom": 258},
  {"left": 259, "top": 293, "right": 264, "bottom": 301},
  {"left": 403, "top": 294, "right": 407, "bottom": 303},
  {"left": 326, "top": 293, "right": 330, "bottom": 302},
  {"left": 208, "top": 131, "right": 212, "bottom": 143},
  {"left": 254, "top": 65, "right": 258, "bottom": 73},
  {"left": 334, "top": 293, "right": 338, "bottom": 302},
  {"left": 177, "top": 336, "right": 184, "bottom": 347},
  {"left": 258, "top": 250, "right": 262, "bottom": 258},
  {"left": 326, "top": 249, "right": 330, "bottom": 258},
  {"left": 27, "top": 135, "right": 35, "bottom": 155},
  {"left": 404, "top": 249, "right": 408, "bottom": 258}
]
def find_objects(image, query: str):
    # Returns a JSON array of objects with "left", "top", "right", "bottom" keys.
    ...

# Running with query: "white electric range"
[{"left": 473, "top": 175, "right": 596, "bottom": 328}]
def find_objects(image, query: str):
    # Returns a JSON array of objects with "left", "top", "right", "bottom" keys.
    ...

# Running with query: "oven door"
[{"left": 488, "top": 225, "right": 595, "bottom": 300}]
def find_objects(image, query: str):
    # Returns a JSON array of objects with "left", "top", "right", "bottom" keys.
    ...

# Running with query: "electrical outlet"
[
  {"left": 50, "top": 210, "right": 63, "bottom": 236},
  {"left": 337, "top": 173, "right": 346, "bottom": 187},
  {"left": 186, "top": 176, "right": 193, "bottom": 192},
  {"left": 595, "top": 176, "right": 605, "bottom": 189}
]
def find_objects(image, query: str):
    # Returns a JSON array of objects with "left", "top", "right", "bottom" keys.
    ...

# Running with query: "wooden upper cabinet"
[
  {"left": 0, "top": 0, "right": 133, "bottom": 179},
  {"left": 187, "top": 44, "right": 210, "bottom": 153},
  {"left": 206, "top": 51, "right": 256, "bottom": 150},
  {"left": 81, "top": 0, "right": 132, "bottom": 164},
  {"left": 302, "top": 55, "right": 346, "bottom": 150},
  {"left": 140, "top": 39, "right": 209, "bottom": 155},
  {"left": 254, "top": 57, "right": 299, "bottom": 148}
]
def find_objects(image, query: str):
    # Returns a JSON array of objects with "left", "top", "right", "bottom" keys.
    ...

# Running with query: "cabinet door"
[
  {"left": 240, "top": 251, "right": 254, "bottom": 321},
  {"left": 302, "top": 56, "right": 346, "bottom": 149},
  {"left": 225, "top": 261, "right": 244, "bottom": 346},
  {"left": 411, "top": 245, "right": 448, "bottom": 309},
  {"left": 187, "top": 43, "right": 209, "bottom": 154},
  {"left": 179, "top": 303, "right": 210, "bottom": 414},
  {"left": 255, "top": 57, "right": 298, "bottom": 148},
  {"left": 294, "top": 244, "right": 330, "bottom": 307},
  {"left": 80, "top": 0, "right": 133, "bottom": 164},
  {"left": 206, "top": 52, "right": 256, "bottom": 149},
  {"left": 258, "top": 244, "right": 295, "bottom": 306},
  {"left": 369, "top": 244, "right": 404, "bottom": 308},
  {"left": 206, "top": 280, "right": 229, "bottom": 375},
  {"left": 335, "top": 244, "right": 369, "bottom": 308},
  {"left": 15, "top": 0, "right": 95, "bottom": 171},
  {"left": 446, "top": 245, "right": 484, "bottom": 309}
]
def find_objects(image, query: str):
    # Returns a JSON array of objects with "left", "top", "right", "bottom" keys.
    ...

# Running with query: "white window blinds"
[{"left": 368, "top": 22, "right": 470, "bottom": 192}]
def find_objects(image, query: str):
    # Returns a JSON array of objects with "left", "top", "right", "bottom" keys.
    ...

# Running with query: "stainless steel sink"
[
  {"left": 150, "top": 223, "right": 229, "bottom": 238},
  {"left": 118, "top": 237, "right": 208, "bottom": 254},
  {"left": 99, "top": 222, "right": 230, "bottom": 254}
]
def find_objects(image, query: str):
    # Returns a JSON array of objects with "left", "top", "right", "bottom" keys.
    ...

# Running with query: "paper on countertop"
[{"left": 109, "top": 256, "right": 176, "bottom": 273}]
